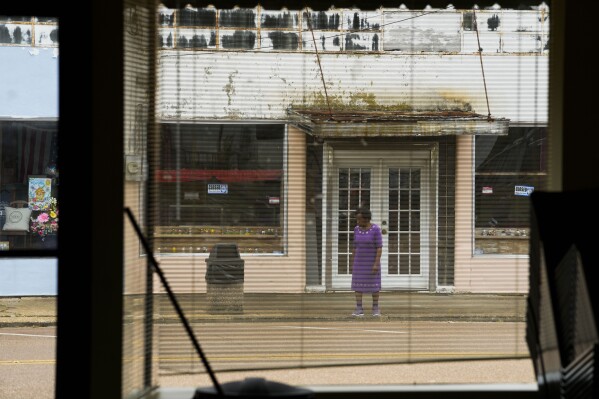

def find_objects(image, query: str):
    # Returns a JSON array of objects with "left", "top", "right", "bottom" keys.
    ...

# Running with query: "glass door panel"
[{"left": 331, "top": 150, "right": 431, "bottom": 290}]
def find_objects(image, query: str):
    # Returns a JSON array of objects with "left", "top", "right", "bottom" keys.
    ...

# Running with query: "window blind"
[
  {"left": 123, "top": 0, "right": 159, "bottom": 397},
  {"left": 124, "top": 0, "right": 549, "bottom": 391}
]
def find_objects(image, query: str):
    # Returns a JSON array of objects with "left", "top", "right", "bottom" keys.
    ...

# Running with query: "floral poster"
[
  {"left": 31, "top": 197, "right": 58, "bottom": 240},
  {"left": 28, "top": 177, "right": 52, "bottom": 210}
]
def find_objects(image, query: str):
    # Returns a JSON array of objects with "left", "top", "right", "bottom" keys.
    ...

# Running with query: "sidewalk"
[
  {"left": 0, "top": 296, "right": 57, "bottom": 327},
  {"left": 0, "top": 292, "right": 527, "bottom": 327}
]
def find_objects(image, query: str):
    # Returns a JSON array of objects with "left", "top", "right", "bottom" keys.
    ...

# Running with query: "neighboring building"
[
  {"left": 0, "top": 7, "right": 549, "bottom": 296},
  {"left": 151, "top": 4, "right": 549, "bottom": 294},
  {"left": 0, "top": 16, "right": 59, "bottom": 295}
]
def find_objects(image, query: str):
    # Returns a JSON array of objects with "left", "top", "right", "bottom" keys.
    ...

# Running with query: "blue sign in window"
[
  {"left": 514, "top": 185, "right": 534, "bottom": 196},
  {"left": 207, "top": 183, "right": 228, "bottom": 194}
]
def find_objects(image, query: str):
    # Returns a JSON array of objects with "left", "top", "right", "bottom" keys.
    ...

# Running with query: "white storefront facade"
[{"left": 150, "top": 4, "right": 549, "bottom": 294}]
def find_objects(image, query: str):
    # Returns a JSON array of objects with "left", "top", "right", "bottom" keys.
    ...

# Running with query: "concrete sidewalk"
[
  {"left": 1, "top": 292, "right": 528, "bottom": 327},
  {"left": 0, "top": 296, "right": 57, "bottom": 326}
]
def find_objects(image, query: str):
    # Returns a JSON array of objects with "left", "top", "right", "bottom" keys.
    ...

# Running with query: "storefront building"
[
  {"left": 150, "top": 4, "right": 549, "bottom": 294},
  {"left": 0, "top": 17, "right": 59, "bottom": 295},
  {"left": 0, "top": 7, "right": 548, "bottom": 296}
]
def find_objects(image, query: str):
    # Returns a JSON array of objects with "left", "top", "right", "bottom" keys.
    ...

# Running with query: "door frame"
[{"left": 321, "top": 143, "right": 438, "bottom": 292}]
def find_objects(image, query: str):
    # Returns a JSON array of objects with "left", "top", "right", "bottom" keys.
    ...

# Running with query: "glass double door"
[{"left": 332, "top": 150, "right": 431, "bottom": 290}]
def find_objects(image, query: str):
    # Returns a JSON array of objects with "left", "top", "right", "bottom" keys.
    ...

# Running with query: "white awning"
[{"left": 288, "top": 108, "right": 509, "bottom": 138}]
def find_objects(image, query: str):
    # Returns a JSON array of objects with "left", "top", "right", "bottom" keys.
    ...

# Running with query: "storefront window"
[
  {"left": 474, "top": 126, "right": 547, "bottom": 255},
  {"left": 156, "top": 123, "right": 285, "bottom": 254},
  {"left": 0, "top": 121, "right": 59, "bottom": 251}
]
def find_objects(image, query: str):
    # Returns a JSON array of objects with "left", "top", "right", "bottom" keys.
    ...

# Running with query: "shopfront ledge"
[{"left": 287, "top": 108, "right": 510, "bottom": 138}]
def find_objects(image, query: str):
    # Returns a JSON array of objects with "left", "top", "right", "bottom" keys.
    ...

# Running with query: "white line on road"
[
  {"left": 0, "top": 333, "right": 56, "bottom": 338},
  {"left": 272, "top": 326, "right": 406, "bottom": 334}
]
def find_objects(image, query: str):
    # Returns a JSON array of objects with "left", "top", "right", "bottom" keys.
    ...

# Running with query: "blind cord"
[{"left": 124, "top": 207, "right": 224, "bottom": 396}]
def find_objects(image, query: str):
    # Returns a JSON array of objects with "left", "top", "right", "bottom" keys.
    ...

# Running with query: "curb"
[
  {"left": 2, "top": 314, "right": 525, "bottom": 327},
  {"left": 152, "top": 314, "right": 526, "bottom": 323}
]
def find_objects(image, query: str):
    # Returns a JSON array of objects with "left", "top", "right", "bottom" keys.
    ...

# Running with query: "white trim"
[
  {"left": 330, "top": 149, "right": 432, "bottom": 291},
  {"left": 320, "top": 143, "right": 331, "bottom": 289}
]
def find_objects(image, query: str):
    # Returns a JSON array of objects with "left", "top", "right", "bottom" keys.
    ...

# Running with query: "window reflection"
[
  {"left": 156, "top": 123, "right": 284, "bottom": 254},
  {"left": 475, "top": 127, "right": 547, "bottom": 255},
  {"left": 0, "top": 121, "right": 58, "bottom": 250}
]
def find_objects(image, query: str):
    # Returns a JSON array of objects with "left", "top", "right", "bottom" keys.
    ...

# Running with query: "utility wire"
[
  {"left": 473, "top": 8, "right": 492, "bottom": 120},
  {"left": 306, "top": 12, "right": 333, "bottom": 118}
]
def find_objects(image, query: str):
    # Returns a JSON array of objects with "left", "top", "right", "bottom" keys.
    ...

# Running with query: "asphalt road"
[
  {"left": 158, "top": 320, "right": 531, "bottom": 372},
  {"left": 0, "top": 326, "right": 56, "bottom": 399},
  {"left": 0, "top": 322, "right": 537, "bottom": 399}
]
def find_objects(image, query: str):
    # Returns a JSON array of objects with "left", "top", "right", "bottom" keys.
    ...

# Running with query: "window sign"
[
  {"left": 28, "top": 177, "right": 53, "bottom": 210},
  {"left": 514, "top": 185, "right": 534, "bottom": 196},
  {"left": 482, "top": 186, "right": 493, "bottom": 194},
  {"left": 207, "top": 183, "right": 228, "bottom": 194}
]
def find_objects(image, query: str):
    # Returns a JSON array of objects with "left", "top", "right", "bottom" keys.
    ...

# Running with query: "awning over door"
[{"left": 287, "top": 108, "right": 509, "bottom": 138}]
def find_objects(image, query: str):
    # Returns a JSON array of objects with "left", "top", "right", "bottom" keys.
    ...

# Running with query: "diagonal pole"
[{"left": 124, "top": 207, "right": 224, "bottom": 396}]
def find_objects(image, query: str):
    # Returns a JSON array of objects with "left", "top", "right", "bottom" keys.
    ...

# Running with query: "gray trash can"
[{"left": 205, "top": 243, "right": 244, "bottom": 314}]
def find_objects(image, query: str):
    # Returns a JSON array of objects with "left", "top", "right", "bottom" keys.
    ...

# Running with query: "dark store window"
[
  {"left": 0, "top": 120, "right": 58, "bottom": 250},
  {"left": 156, "top": 123, "right": 285, "bottom": 254},
  {"left": 474, "top": 126, "right": 547, "bottom": 255}
]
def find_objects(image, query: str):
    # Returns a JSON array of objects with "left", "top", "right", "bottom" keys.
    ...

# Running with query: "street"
[
  {"left": 0, "top": 327, "right": 56, "bottom": 399},
  {"left": 158, "top": 319, "right": 531, "bottom": 372},
  {"left": 0, "top": 318, "right": 536, "bottom": 399}
]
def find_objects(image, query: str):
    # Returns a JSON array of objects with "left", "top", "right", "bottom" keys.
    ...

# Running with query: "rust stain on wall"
[
  {"left": 296, "top": 91, "right": 413, "bottom": 112},
  {"left": 223, "top": 71, "right": 238, "bottom": 106}
]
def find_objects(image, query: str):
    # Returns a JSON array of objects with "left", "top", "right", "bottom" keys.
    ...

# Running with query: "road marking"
[
  {"left": 272, "top": 326, "right": 406, "bottom": 334},
  {"left": 0, "top": 359, "right": 55, "bottom": 365},
  {"left": 0, "top": 333, "right": 56, "bottom": 338}
]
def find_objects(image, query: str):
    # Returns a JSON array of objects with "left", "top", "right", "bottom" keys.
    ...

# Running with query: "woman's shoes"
[
  {"left": 352, "top": 306, "right": 364, "bottom": 317},
  {"left": 352, "top": 305, "right": 380, "bottom": 316}
]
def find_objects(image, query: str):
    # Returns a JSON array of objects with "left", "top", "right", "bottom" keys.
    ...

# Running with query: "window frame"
[{"left": 473, "top": 124, "right": 548, "bottom": 257}]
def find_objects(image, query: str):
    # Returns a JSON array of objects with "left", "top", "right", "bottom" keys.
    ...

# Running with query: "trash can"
[{"left": 205, "top": 243, "right": 244, "bottom": 314}]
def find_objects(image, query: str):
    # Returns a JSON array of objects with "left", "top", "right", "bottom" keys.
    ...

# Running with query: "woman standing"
[{"left": 350, "top": 207, "right": 383, "bottom": 317}]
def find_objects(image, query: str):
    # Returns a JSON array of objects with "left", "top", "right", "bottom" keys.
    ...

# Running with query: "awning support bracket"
[
  {"left": 306, "top": 11, "right": 334, "bottom": 120},
  {"left": 473, "top": 8, "right": 493, "bottom": 121}
]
